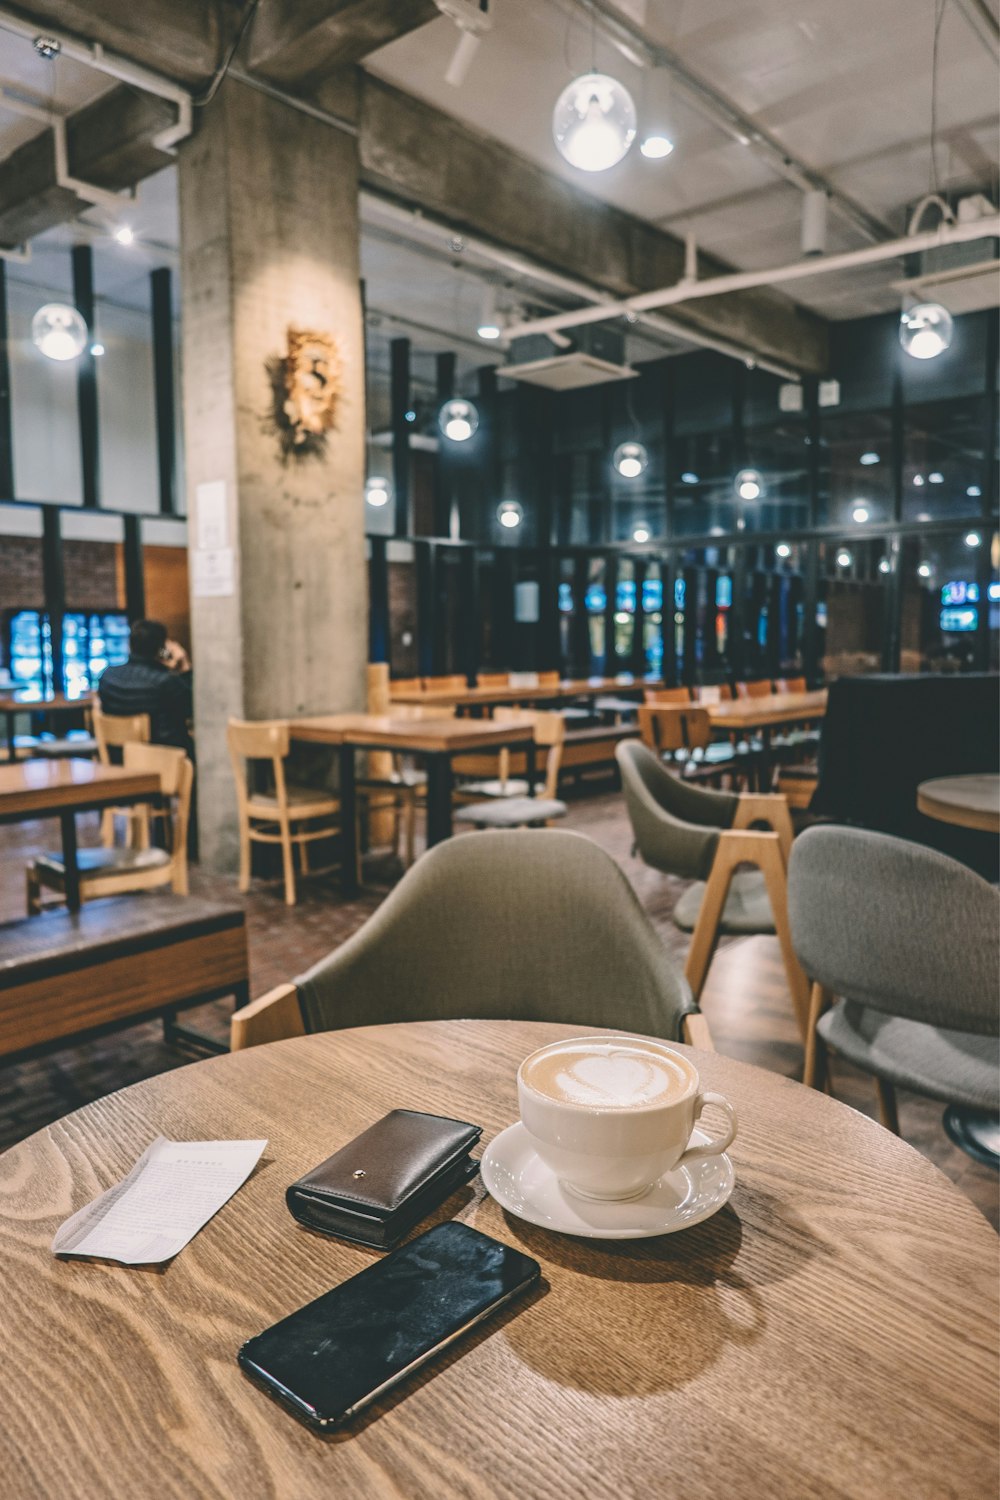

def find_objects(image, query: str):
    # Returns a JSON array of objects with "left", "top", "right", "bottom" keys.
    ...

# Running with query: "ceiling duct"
[{"left": 499, "top": 324, "right": 637, "bottom": 390}]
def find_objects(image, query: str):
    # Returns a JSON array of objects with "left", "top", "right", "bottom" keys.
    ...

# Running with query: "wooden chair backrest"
[
  {"left": 387, "top": 704, "right": 457, "bottom": 721},
  {"left": 122, "top": 742, "right": 194, "bottom": 890},
  {"left": 644, "top": 687, "right": 691, "bottom": 705},
  {"left": 493, "top": 707, "right": 565, "bottom": 796},
  {"left": 777, "top": 676, "right": 807, "bottom": 694},
  {"left": 537, "top": 671, "right": 561, "bottom": 687},
  {"left": 227, "top": 718, "right": 291, "bottom": 814},
  {"left": 367, "top": 662, "right": 390, "bottom": 713},
  {"left": 93, "top": 705, "right": 150, "bottom": 763},
  {"left": 736, "top": 679, "right": 773, "bottom": 699},
  {"left": 390, "top": 677, "right": 423, "bottom": 694},
  {"left": 639, "top": 704, "right": 712, "bottom": 753},
  {"left": 422, "top": 675, "right": 467, "bottom": 692},
  {"left": 476, "top": 673, "right": 510, "bottom": 687}
]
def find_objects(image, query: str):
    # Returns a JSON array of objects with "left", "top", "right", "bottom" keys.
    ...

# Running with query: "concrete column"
[{"left": 178, "top": 79, "right": 367, "bottom": 869}]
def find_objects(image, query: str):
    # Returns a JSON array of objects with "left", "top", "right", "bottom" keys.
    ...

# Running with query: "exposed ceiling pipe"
[
  {"left": 360, "top": 191, "right": 803, "bottom": 379},
  {"left": 501, "top": 213, "right": 1000, "bottom": 342},
  {"left": 560, "top": 0, "right": 894, "bottom": 245},
  {"left": 0, "top": 7, "right": 192, "bottom": 152},
  {"left": 0, "top": 84, "right": 131, "bottom": 211}
]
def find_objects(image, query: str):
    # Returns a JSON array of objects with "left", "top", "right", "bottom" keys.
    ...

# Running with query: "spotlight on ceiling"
[
  {"left": 878, "top": 558, "right": 891, "bottom": 574},
  {"left": 851, "top": 504, "right": 869, "bottom": 524},
  {"left": 836, "top": 549, "right": 852, "bottom": 568},
  {"left": 632, "top": 525, "right": 650, "bottom": 543},
  {"left": 553, "top": 72, "right": 636, "bottom": 172},
  {"left": 114, "top": 225, "right": 135, "bottom": 246},
  {"left": 859, "top": 451, "right": 880, "bottom": 466},
  {"left": 965, "top": 531, "right": 982, "bottom": 548},
  {"left": 439, "top": 398, "right": 479, "bottom": 442},
  {"left": 639, "top": 133, "right": 673, "bottom": 160},
  {"left": 735, "top": 468, "right": 762, "bottom": 501},
  {"left": 365, "top": 476, "right": 391, "bottom": 508},
  {"left": 613, "top": 441, "right": 648, "bottom": 479},
  {"left": 477, "top": 287, "right": 502, "bottom": 341},
  {"left": 32, "top": 303, "right": 87, "bottom": 362},
  {"left": 900, "top": 302, "right": 953, "bottom": 360},
  {"left": 917, "top": 563, "right": 932, "bottom": 578},
  {"left": 497, "top": 500, "right": 523, "bottom": 529},
  {"left": 776, "top": 543, "right": 791, "bottom": 559}
]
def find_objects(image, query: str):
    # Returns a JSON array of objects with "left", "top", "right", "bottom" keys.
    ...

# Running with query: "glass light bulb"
[
  {"left": 613, "top": 441, "right": 648, "bottom": 478},
  {"left": 497, "top": 501, "right": 523, "bottom": 529},
  {"left": 365, "top": 476, "right": 391, "bottom": 507},
  {"left": 836, "top": 550, "right": 852, "bottom": 568},
  {"left": 439, "top": 398, "right": 479, "bottom": 442},
  {"left": 917, "top": 563, "right": 932, "bottom": 578},
  {"left": 900, "top": 302, "right": 953, "bottom": 360},
  {"left": 553, "top": 72, "right": 636, "bottom": 172},
  {"left": 967, "top": 485, "right": 982, "bottom": 497},
  {"left": 879, "top": 558, "right": 891, "bottom": 574},
  {"left": 965, "top": 532, "right": 982, "bottom": 548},
  {"left": 32, "top": 303, "right": 88, "bottom": 362},
  {"left": 851, "top": 504, "right": 869, "bottom": 523},
  {"left": 928, "top": 471, "right": 943, "bottom": 484},
  {"left": 859, "top": 451, "right": 879, "bottom": 465},
  {"left": 736, "top": 468, "right": 762, "bottom": 501},
  {"left": 640, "top": 134, "right": 674, "bottom": 160},
  {"left": 680, "top": 471, "right": 699, "bottom": 484},
  {"left": 632, "top": 525, "right": 650, "bottom": 543},
  {"left": 776, "top": 543, "right": 791, "bottom": 559}
]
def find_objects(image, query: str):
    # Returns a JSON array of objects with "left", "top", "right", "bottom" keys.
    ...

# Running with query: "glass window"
[
  {"left": 5, "top": 609, "right": 53, "bottom": 697},
  {"left": 740, "top": 421, "right": 811, "bottom": 534},
  {"left": 585, "top": 558, "right": 607, "bottom": 675},
  {"left": 899, "top": 531, "right": 988, "bottom": 674},
  {"left": 677, "top": 545, "right": 736, "bottom": 684},
  {"left": 740, "top": 542, "right": 807, "bottom": 680},
  {"left": 818, "top": 412, "right": 893, "bottom": 527},
  {"left": 902, "top": 398, "right": 986, "bottom": 523},
  {"left": 816, "top": 537, "right": 890, "bottom": 680},
  {"left": 614, "top": 558, "right": 635, "bottom": 661},
  {"left": 557, "top": 556, "right": 576, "bottom": 676},
  {"left": 642, "top": 561, "right": 664, "bottom": 675}
]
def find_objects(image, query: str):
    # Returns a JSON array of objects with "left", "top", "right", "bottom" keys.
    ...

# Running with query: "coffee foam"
[{"left": 522, "top": 1042, "right": 690, "bottom": 1110}]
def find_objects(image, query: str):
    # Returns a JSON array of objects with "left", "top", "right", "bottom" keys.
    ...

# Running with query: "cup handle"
[{"left": 677, "top": 1091, "right": 738, "bottom": 1166}]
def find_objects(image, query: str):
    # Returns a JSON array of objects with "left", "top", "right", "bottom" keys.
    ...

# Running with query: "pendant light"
[
  {"left": 439, "top": 398, "right": 479, "bottom": 442},
  {"left": 365, "top": 476, "right": 391, "bottom": 508},
  {"left": 497, "top": 500, "right": 523, "bottom": 529},
  {"left": 553, "top": 72, "right": 636, "bottom": 172},
  {"left": 735, "top": 468, "right": 762, "bottom": 501},
  {"left": 899, "top": 301, "right": 953, "bottom": 360},
  {"left": 32, "top": 303, "right": 87, "bottom": 362},
  {"left": 613, "top": 441, "right": 648, "bottom": 478}
]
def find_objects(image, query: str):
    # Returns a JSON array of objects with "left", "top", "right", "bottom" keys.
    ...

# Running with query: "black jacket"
[{"left": 98, "top": 658, "right": 193, "bottom": 752}]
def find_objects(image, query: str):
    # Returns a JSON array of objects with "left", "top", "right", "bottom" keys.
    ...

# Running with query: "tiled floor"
[{"left": 1, "top": 786, "right": 996, "bottom": 1229}]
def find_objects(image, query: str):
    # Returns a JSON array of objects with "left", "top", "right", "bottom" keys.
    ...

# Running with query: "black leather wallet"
[{"left": 286, "top": 1109, "right": 482, "bottom": 1249}]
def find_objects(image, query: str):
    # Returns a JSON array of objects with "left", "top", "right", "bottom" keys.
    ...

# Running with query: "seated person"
[{"left": 99, "top": 618, "right": 193, "bottom": 752}]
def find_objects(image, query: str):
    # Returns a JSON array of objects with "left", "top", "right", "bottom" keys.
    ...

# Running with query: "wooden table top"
[
  {"left": 390, "top": 676, "right": 661, "bottom": 707},
  {"left": 917, "top": 773, "right": 1000, "bottom": 834},
  {"left": 289, "top": 712, "right": 537, "bottom": 753},
  {"left": 0, "top": 692, "right": 94, "bottom": 714},
  {"left": 0, "top": 757, "right": 160, "bottom": 818},
  {"left": 707, "top": 689, "right": 828, "bottom": 730},
  {"left": 2, "top": 1019, "right": 994, "bottom": 1500}
]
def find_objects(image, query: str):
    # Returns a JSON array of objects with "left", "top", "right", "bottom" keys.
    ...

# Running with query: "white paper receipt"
[{"left": 52, "top": 1136, "right": 267, "bottom": 1265}]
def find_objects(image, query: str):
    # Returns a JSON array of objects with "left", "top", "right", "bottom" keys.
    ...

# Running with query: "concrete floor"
[{"left": 0, "top": 787, "right": 996, "bottom": 1230}]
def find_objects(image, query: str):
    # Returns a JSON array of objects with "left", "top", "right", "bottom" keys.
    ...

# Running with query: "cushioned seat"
[
  {"left": 456, "top": 776, "right": 532, "bottom": 799},
  {"left": 33, "top": 846, "right": 171, "bottom": 881},
  {"left": 818, "top": 1001, "right": 1000, "bottom": 1109},
  {"left": 673, "top": 869, "right": 775, "bottom": 933},
  {"left": 31, "top": 734, "right": 99, "bottom": 758},
  {"left": 454, "top": 796, "right": 567, "bottom": 828},
  {"left": 247, "top": 784, "right": 339, "bottom": 818}
]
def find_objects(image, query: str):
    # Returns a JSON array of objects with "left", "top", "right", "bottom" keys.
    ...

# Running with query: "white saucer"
[{"left": 480, "top": 1121, "right": 735, "bottom": 1240}]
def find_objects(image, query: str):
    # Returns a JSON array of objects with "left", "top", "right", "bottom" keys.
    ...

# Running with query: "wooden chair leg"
[
  {"left": 754, "top": 837, "right": 811, "bottom": 1042},
  {"left": 26, "top": 864, "right": 42, "bottom": 916},
  {"left": 403, "top": 794, "right": 416, "bottom": 868},
  {"left": 803, "top": 981, "right": 833, "bottom": 1089},
  {"left": 874, "top": 1077, "right": 901, "bottom": 1135},
  {"left": 238, "top": 817, "right": 251, "bottom": 893},
  {"left": 279, "top": 820, "right": 297, "bottom": 907},
  {"left": 684, "top": 846, "right": 739, "bottom": 1002}
]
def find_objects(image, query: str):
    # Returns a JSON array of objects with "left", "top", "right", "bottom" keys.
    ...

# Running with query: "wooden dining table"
[
  {"left": 288, "top": 713, "right": 538, "bottom": 895},
  {"left": 917, "top": 773, "right": 1000, "bottom": 835},
  {"left": 0, "top": 691, "right": 95, "bottom": 761},
  {"left": 707, "top": 689, "right": 828, "bottom": 787},
  {"left": 1, "top": 1019, "right": 994, "bottom": 1500},
  {"left": 389, "top": 676, "right": 663, "bottom": 712},
  {"left": 0, "top": 757, "right": 161, "bottom": 910}
]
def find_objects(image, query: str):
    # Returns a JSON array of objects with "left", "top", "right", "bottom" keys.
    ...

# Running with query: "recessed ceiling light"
[
  {"left": 859, "top": 451, "right": 880, "bottom": 465},
  {"left": 928, "top": 471, "right": 944, "bottom": 484},
  {"left": 967, "top": 484, "right": 982, "bottom": 498},
  {"left": 114, "top": 225, "right": 134, "bottom": 246},
  {"left": 913, "top": 474, "right": 925, "bottom": 486},
  {"left": 680, "top": 471, "right": 699, "bottom": 484},
  {"left": 640, "top": 134, "right": 674, "bottom": 160}
]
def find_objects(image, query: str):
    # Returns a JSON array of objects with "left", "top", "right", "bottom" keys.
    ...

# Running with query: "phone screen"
[{"left": 238, "top": 1221, "right": 539, "bottom": 1429}]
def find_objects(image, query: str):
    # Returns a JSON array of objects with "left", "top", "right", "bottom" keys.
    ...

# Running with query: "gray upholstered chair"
[
  {"left": 231, "top": 828, "right": 710, "bottom": 1051},
  {"left": 788, "top": 824, "right": 1000, "bottom": 1137},
  {"left": 616, "top": 739, "right": 809, "bottom": 1034}
]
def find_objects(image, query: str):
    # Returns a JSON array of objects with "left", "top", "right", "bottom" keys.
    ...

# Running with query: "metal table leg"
[
  {"left": 338, "top": 743, "right": 359, "bottom": 897},
  {"left": 525, "top": 740, "right": 537, "bottom": 795},
  {"left": 425, "top": 755, "right": 454, "bottom": 845},
  {"left": 59, "top": 810, "right": 81, "bottom": 912}
]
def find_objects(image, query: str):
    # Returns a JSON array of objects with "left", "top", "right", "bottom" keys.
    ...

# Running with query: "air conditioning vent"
[{"left": 497, "top": 351, "right": 638, "bottom": 391}]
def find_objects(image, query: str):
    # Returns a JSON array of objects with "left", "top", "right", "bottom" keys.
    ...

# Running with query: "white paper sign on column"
[
  {"left": 192, "top": 547, "right": 235, "bottom": 597},
  {"left": 195, "top": 480, "right": 229, "bottom": 551}
]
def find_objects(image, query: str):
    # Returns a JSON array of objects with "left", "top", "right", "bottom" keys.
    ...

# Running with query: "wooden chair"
[
  {"left": 422, "top": 675, "right": 468, "bottom": 692},
  {"left": 617, "top": 739, "right": 809, "bottom": 1037},
  {"left": 357, "top": 701, "right": 457, "bottom": 867},
  {"left": 537, "top": 671, "right": 561, "bottom": 687},
  {"left": 776, "top": 677, "right": 807, "bottom": 694},
  {"left": 390, "top": 677, "right": 422, "bottom": 695},
  {"left": 454, "top": 712, "right": 567, "bottom": 829},
  {"left": 227, "top": 719, "right": 340, "bottom": 906},
  {"left": 27, "top": 743, "right": 194, "bottom": 913},
  {"left": 476, "top": 672, "right": 510, "bottom": 687},
  {"left": 736, "top": 680, "right": 774, "bottom": 699},
  {"left": 643, "top": 687, "right": 692, "bottom": 705},
  {"left": 638, "top": 704, "right": 751, "bottom": 787},
  {"left": 454, "top": 704, "right": 553, "bottom": 801},
  {"left": 230, "top": 828, "right": 713, "bottom": 1053},
  {"left": 93, "top": 704, "right": 151, "bottom": 845}
]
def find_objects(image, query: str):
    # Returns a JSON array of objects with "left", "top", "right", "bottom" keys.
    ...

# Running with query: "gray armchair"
[
  {"left": 787, "top": 824, "right": 1000, "bottom": 1139},
  {"left": 616, "top": 739, "right": 809, "bottom": 1034},
  {"left": 232, "top": 828, "right": 710, "bottom": 1051}
]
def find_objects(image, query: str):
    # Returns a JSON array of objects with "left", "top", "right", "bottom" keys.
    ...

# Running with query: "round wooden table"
[
  {"left": 1, "top": 1021, "right": 996, "bottom": 1500},
  {"left": 917, "top": 773, "right": 1000, "bottom": 834}
]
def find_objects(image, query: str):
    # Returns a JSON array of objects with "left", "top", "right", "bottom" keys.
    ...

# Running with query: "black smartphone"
[{"left": 238, "top": 1221, "right": 540, "bottom": 1431}]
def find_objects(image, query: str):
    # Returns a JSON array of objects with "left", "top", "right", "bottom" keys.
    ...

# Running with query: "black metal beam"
[
  {"left": 390, "top": 337, "right": 411, "bottom": 538},
  {"left": 122, "top": 514, "right": 146, "bottom": 622},
  {"left": 415, "top": 539, "right": 435, "bottom": 677},
  {"left": 41, "top": 507, "right": 65, "bottom": 695},
  {"left": 458, "top": 546, "right": 479, "bottom": 683},
  {"left": 0, "top": 262, "right": 13, "bottom": 501},
  {"left": 150, "top": 267, "right": 176, "bottom": 516},
  {"left": 434, "top": 351, "right": 456, "bottom": 538},
  {"left": 71, "top": 245, "right": 100, "bottom": 509}
]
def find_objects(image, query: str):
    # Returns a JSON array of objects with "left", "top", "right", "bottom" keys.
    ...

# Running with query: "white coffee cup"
[{"left": 517, "top": 1035, "right": 738, "bottom": 1202}]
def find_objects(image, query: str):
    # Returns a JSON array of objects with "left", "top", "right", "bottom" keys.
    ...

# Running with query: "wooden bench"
[
  {"left": 561, "top": 723, "right": 640, "bottom": 783},
  {"left": 0, "top": 894, "right": 249, "bottom": 1062}
]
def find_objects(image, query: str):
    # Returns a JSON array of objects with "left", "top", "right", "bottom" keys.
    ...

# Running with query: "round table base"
[{"left": 943, "top": 1105, "right": 1000, "bottom": 1168}]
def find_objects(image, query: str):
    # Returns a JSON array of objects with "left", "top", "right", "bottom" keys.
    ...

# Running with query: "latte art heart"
[{"left": 523, "top": 1043, "right": 690, "bottom": 1110}]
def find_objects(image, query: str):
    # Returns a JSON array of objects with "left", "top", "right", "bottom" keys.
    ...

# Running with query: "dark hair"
[{"left": 130, "top": 619, "right": 168, "bottom": 661}]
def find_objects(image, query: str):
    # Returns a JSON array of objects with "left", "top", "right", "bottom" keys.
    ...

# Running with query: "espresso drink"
[{"left": 521, "top": 1041, "right": 692, "bottom": 1111}]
